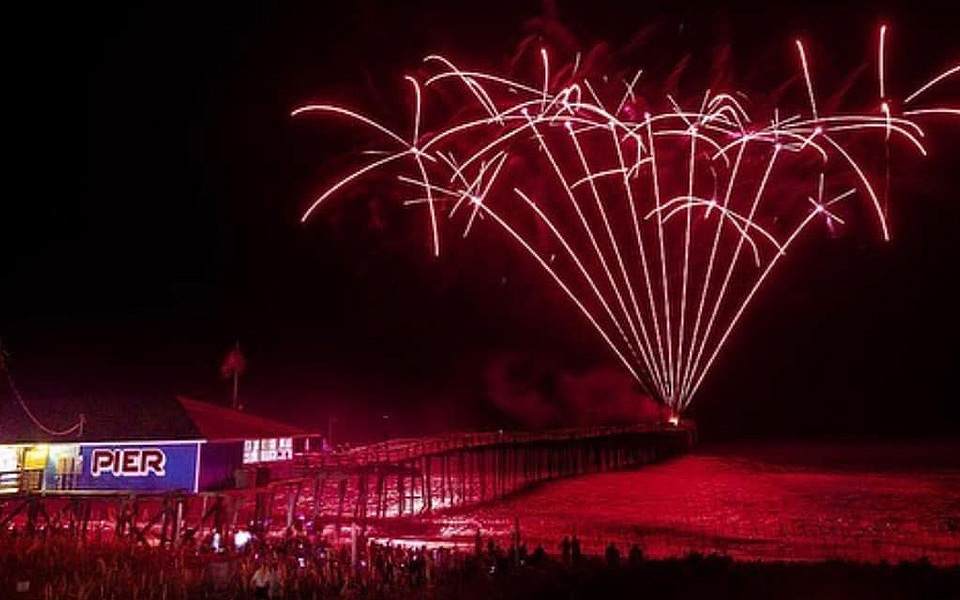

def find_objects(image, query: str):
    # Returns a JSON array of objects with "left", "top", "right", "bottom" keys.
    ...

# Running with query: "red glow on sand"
[{"left": 421, "top": 444, "right": 960, "bottom": 564}]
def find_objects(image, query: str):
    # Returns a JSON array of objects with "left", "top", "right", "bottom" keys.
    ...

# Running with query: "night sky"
[{"left": 2, "top": 0, "right": 958, "bottom": 442}]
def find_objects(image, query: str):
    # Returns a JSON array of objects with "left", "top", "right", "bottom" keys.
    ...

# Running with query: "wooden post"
[
  {"left": 286, "top": 483, "right": 299, "bottom": 530},
  {"left": 408, "top": 465, "right": 417, "bottom": 514},
  {"left": 360, "top": 474, "right": 370, "bottom": 535},
  {"left": 231, "top": 495, "right": 244, "bottom": 536},
  {"left": 375, "top": 473, "right": 385, "bottom": 518},
  {"left": 354, "top": 473, "right": 368, "bottom": 532},
  {"left": 460, "top": 452, "right": 467, "bottom": 504},
  {"left": 479, "top": 450, "right": 487, "bottom": 502},
  {"left": 423, "top": 457, "right": 432, "bottom": 513},
  {"left": 213, "top": 496, "right": 226, "bottom": 538},
  {"left": 81, "top": 499, "right": 91, "bottom": 539},
  {"left": 254, "top": 492, "right": 265, "bottom": 531},
  {"left": 442, "top": 455, "right": 449, "bottom": 505},
  {"left": 173, "top": 497, "right": 184, "bottom": 545},
  {"left": 160, "top": 497, "right": 170, "bottom": 546},
  {"left": 396, "top": 473, "right": 404, "bottom": 517},
  {"left": 199, "top": 495, "right": 209, "bottom": 541},
  {"left": 312, "top": 477, "right": 322, "bottom": 522},
  {"left": 335, "top": 478, "right": 347, "bottom": 540}
]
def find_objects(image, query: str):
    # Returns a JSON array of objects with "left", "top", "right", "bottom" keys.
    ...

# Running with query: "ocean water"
[{"left": 375, "top": 442, "right": 960, "bottom": 564}]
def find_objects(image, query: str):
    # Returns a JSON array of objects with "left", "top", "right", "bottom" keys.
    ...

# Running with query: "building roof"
[
  {"left": 177, "top": 396, "right": 310, "bottom": 441},
  {"left": 0, "top": 393, "right": 313, "bottom": 444}
]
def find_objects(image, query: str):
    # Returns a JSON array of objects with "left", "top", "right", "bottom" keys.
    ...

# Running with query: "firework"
[{"left": 293, "top": 26, "right": 958, "bottom": 414}]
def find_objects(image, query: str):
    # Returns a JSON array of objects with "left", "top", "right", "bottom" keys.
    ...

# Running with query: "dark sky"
[{"left": 2, "top": 0, "right": 958, "bottom": 442}]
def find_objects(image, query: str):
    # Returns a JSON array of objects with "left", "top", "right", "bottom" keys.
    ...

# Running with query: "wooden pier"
[{"left": 0, "top": 422, "right": 695, "bottom": 544}]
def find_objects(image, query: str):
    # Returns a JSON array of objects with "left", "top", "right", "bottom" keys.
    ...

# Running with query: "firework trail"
[{"left": 293, "top": 26, "right": 959, "bottom": 415}]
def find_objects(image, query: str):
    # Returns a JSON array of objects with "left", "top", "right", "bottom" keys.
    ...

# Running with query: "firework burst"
[{"left": 293, "top": 26, "right": 958, "bottom": 414}]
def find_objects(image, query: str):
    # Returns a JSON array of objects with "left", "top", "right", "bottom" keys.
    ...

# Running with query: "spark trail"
[{"left": 293, "top": 26, "right": 959, "bottom": 414}]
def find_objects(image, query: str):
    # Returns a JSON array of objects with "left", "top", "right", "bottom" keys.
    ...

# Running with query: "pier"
[{"left": 0, "top": 422, "right": 695, "bottom": 544}]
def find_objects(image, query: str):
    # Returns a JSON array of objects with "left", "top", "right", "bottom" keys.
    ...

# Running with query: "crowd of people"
[
  {"left": 1, "top": 525, "right": 547, "bottom": 600},
  {"left": 2, "top": 525, "right": 958, "bottom": 600}
]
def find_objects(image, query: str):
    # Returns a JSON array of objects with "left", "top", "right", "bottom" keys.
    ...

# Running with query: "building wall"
[
  {"left": 199, "top": 435, "right": 322, "bottom": 491},
  {"left": 4, "top": 434, "right": 322, "bottom": 494},
  {"left": 198, "top": 441, "right": 244, "bottom": 491}
]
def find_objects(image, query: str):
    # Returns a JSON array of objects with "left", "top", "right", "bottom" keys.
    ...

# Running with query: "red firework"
[{"left": 293, "top": 26, "right": 959, "bottom": 414}]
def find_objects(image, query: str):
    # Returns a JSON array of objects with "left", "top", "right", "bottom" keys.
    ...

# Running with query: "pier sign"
[{"left": 77, "top": 442, "right": 200, "bottom": 492}]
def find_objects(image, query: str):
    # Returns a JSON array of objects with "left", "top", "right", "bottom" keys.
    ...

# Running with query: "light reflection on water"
[{"left": 378, "top": 443, "right": 960, "bottom": 564}]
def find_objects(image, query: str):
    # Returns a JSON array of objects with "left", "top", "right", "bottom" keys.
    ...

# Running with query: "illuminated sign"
[
  {"left": 77, "top": 442, "right": 200, "bottom": 492},
  {"left": 90, "top": 448, "right": 166, "bottom": 477},
  {"left": 243, "top": 437, "right": 293, "bottom": 464}
]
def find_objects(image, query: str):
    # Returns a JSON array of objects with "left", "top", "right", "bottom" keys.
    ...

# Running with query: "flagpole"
[
  {"left": 232, "top": 369, "right": 239, "bottom": 410},
  {"left": 223, "top": 342, "right": 245, "bottom": 410}
]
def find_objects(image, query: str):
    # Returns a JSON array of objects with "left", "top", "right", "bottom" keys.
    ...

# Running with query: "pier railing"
[{"left": 297, "top": 421, "right": 695, "bottom": 470}]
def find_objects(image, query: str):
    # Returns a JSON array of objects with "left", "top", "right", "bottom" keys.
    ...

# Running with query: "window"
[
  {"left": 277, "top": 438, "right": 293, "bottom": 461},
  {"left": 242, "top": 437, "right": 295, "bottom": 464},
  {"left": 261, "top": 438, "right": 277, "bottom": 462},
  {"left": 243, "top": 439, "right": 260, "bottom": 464}
]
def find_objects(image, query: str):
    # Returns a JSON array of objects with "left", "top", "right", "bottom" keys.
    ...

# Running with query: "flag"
[{"left": 220, "top": 343, "right": 247, "bottom": 379}]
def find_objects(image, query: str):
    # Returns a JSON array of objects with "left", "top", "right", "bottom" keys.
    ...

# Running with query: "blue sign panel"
[{"left": 77, "top": 442, "right": 200, "bottom": 492}]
